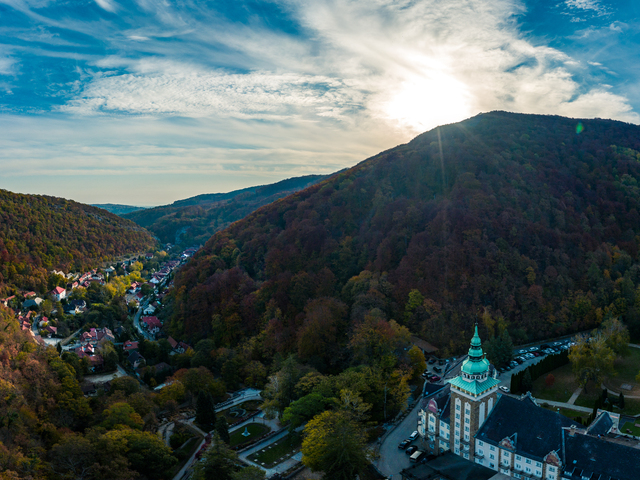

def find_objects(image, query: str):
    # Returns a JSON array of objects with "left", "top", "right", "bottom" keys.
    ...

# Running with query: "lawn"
[
  {"left": 530, "top": 364, "right": 579, "bottom": 403},
  {"left": 603, "top": 347, "right": 640, "bottom": 395},
  {"left": 247, "top": 433, "right": 302, "bottom": 468},
  {"left": 229, "top": 422, "right": 271, "bottom": 447},
  {"left": 620, "top": 421, "right": 640, "bottom": 436}
]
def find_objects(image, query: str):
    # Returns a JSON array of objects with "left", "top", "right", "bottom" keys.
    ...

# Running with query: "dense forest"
[
  {"left": 124, "top": 175, "right": 326, "bottom": 247},
  {"left": 0, "top": 190, "right": 155, "bottom": 296},
  {"left": 167, "top": 112, "right": 640, "bottom": 362}
]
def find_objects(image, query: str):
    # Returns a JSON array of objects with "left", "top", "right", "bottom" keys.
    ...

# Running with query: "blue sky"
[{"left": 0, "top": 0, "right": 638, "bottom": 206}]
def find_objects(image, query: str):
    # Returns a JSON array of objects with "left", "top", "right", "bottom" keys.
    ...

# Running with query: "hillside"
[
  {"left": 168, "top": 111, "right": 640, "bottom": 359},
  {"left": 124, "top": 174, "right": 327, "bottom": 246},
  {"left": 0, "top": 189, "right": 155, "bottom": 295},
  {"left": 92, "top": 203, "right": 148, "bottom": 215}
]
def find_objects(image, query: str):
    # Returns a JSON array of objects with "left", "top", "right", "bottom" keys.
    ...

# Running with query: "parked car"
[
  {"left": 409, "top": 430, "right": 419, "bottom": 440},
  {"left": 499, "top": 386, "right": 510, "bottom": 393},
  {"left": 430, "top": 375, "right": 441, "bottom": 382},
  {"left": 398, "top": 439, "right": 411, "bottom": 449},
  {"left": 406, "top": 446, "right": 418, "bottom": 456},
  {"left": 410, "top": 450, "right": 425, "bottom": 463},
  {"left": 433, "top": 367, "right": 441, "bottom": 373}
]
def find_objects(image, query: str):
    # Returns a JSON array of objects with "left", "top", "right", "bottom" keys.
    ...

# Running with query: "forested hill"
[
  {"left": 169, "top": 111, "right": 640, "bottom": 358},
  {"left": 0, "top": 189, "right": 155, "bottom": 295},
  {"left": 123, "top": 174, "right": 327, "bottom": 246}
]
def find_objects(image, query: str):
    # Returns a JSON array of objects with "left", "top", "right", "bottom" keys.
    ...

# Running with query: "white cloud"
[
  {"left": 60, "top": 62, "right": 365, "bottom": 120},
  {"left": 95, "top": 0, "right": 117, "bottom": 13}
]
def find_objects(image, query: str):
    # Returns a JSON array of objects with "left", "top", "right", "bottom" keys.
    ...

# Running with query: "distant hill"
[
  {"left": 168, "top": 112, "right": 640, "bottom": 357},
  {"left": 0, "top": 189, "right": 155, "bottom": 295},
  {"left": 124, "top": 174, "right": 327, "bottom": 246},
  {"left": 92, "top": 203, "right": 148, "bottom": 215}
]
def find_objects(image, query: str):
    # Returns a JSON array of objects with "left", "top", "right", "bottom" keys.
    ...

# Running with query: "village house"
[
  {"left": 141, "top": 316, "right": 162, "bottom": 336},
  {"left": 50, "top": 286, "right": 66, "bottom": 302}
]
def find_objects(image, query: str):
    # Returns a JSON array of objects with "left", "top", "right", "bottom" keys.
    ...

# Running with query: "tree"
[
  {"left": 568, "top": 333, "right": 616, "bottom": 392},
  {"left": 196, "top": 391, "right": 217, "bottom": 431},
  {"left": 49, "top": 434, "right": 95, "bottom": 480},
  {"left": 282, "top": 393, "right": 328, "bottom": 431},
  {"left": 545, "top": 374, "right": 555, "bottom": 387},
  {"left": 193, "top": 433, "right": 246, "bottom": 480},
  {"left": 216, "top": 417, "right": 230, "bottom": 444},
  {"left": 302, "top": 410, "right": 369, "bottom": 480},
  {"left": 601, "top": 317, "right": 630, "bottom": 355},
  {"left": 619, "top": 392, "right": 625, "bottom": 409},
  {"left": 101, "top": 402, "right": 144, "bottom": 430},
  {"left": 406, "top": 345, "right": 426, "bottom": 380},
  {"left": 484, "top": 330, "right": 514, "bottom": 369},
  {"left": 261, "top": 356, "right": 306, "bottom": 419},
  {"left": 100, "top": 342, "right": 119, "bottom": 371},
  {"left": 521, "top": 369, "right": 533, "bottom": 393}
]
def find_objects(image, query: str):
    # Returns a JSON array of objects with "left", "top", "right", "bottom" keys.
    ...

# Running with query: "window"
[
  {"left": 490, "top": 454, "right": 495, "bottom": 460},
  {"left": 526, "top": 459, "right": 532, "bottom": 464},
  {"left": 456, "top": 404, "right": 461, "bottom": 411},
  {"left": 490, "top": 446, "right": 496, "bottom": 452},
  {"left": 465, "top": 426, "right": 469, "bottom": 432},
  {"left": 465, "top": 417, "right": 470, "bottom": 424},
  {"left": 548, "top": 466, "right": 556, "bottom": 472},
  {"left": 455, "top": 422, "right": 460, "bottom": 428},
  {"left": 526, "top": 467, "right": 531, "bottom": 473},
  {"left": 535, "top": 470, "right": 541, "bottom": 477},
  {"left": 478, "top": 440, "right": 484, "bottom": 447},
  {"left": 516, "top": 455, "right": 521, "bottom": 460},
  {"left": 456, "top": 413, "right": 460, "bottom": 419},
  {"left": 536, "top": 462, "right": 542, "bottom": 468},
  {"left": 446, "top": 433, "right": 450, "bottom": 439}
]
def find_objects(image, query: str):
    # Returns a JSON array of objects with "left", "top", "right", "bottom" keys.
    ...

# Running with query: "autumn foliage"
[{"left": 169, "top": 112, "right": 640, "bottom": 357}]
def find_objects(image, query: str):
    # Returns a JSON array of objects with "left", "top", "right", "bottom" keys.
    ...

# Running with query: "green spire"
[
  {"left": 461, "top": 324, "right": 490, "bottom": 377},
  {"left": 468, "top": 324, "right": 483, "bottom": 359}
]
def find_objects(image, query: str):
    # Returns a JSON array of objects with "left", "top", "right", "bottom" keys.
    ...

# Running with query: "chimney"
[{"left": 569, "top": 426, "right": 576, "bottom": 437}]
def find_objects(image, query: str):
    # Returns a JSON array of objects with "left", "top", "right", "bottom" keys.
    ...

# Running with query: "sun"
[{"left": 381, "top": 68, "right": 472, "bottom": 133}]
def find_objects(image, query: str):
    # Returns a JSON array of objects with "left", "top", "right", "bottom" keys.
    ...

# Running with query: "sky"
[{"left": 0, "top": 0, "right": 639, "bottom": 206}]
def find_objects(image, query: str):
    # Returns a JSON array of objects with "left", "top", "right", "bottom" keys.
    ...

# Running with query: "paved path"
[
  {"left": 215, "top": 388, "right": 262, "bottom": 412},
  {"left": 534, "top": 399, "right": 592, "bottom": 413},
  {"left": 567, "top": 388, "right": 582, "bottom": 405}
]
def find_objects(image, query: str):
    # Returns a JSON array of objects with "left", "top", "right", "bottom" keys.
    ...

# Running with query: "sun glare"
[{"left": 382, "top": 69, "right": 472, "bottom": 133}]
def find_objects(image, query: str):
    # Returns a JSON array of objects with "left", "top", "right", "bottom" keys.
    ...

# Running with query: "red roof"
[
  {"left": 142, "top": 316, "right": 162, "bottom": 328},
  {"left": 51, "top": 287, "right": 65, "bottom": 295}
]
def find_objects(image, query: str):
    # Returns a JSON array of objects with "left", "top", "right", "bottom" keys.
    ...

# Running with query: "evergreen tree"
[
  {"left": 521, "top": 369, "right": 533, "bottom": 393},
  {"left": 619, "top": 392, "right": 625, "bottom": 409},
  {"left": 196, "top": 391, "right": 217, "bottom": 431},
  {"left": 216, "top": 417, "right": 230, "bottom": 444}
]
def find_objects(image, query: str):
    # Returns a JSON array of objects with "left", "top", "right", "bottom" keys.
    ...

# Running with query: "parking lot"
[{"left": 419, "top": 338, "right": 576, "bottom": 394}]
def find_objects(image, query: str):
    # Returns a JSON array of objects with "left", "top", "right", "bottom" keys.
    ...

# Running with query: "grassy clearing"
[
  {"left": 620, "top": 421, "right": 640, "bottom": 436},
  {"left": 229, "top": 422, "right": 271, "bottom": 447},
  {"left": 247, "top": 433, "right": 302, "bottom": 468},
  {"left": 531, "top": 364, "right": 578, "bottom": 403},
  {"left": 603, "top": 348, "right": 640, "bottom": 395}
]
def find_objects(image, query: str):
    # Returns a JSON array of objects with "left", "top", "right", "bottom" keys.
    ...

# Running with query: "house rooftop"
[
  {"left": 475, "top": 393, "right": 580, "bottom": 462},
  {"left": 401, "top": 451, "right": 496, "bottom": 480}
]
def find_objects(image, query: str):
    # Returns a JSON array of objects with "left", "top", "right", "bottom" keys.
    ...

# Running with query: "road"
[
  {"left": 374, "top": 401, "right": 422, "bottom": 478},
  {"left": 133, "top": 304, "right": 155, "bottom": 341}
]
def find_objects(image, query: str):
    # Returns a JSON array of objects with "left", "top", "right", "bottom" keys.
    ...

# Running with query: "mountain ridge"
[{"left": 167, "top": 111, "right": 640, "bottom": 358}]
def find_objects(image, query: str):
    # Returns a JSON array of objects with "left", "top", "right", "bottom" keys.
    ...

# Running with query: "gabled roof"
[
  {"left": 475, "top": 394, "right": 580, "bottom": 462},
  {"left": 51, "top": 286, "right": 65, "bottom": 295},
  {"left": 563, "top": 429, "right": 640, "bottom": 480},
  {"left": 585, "top": 412, "right": 613, "bottom": 436}
]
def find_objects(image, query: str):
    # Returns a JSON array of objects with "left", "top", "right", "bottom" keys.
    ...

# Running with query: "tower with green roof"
[{"left": 448, "top": 325, "right": 500, "bottom": 460}]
